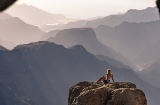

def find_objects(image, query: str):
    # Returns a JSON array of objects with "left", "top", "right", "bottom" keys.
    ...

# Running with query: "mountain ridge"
[
  {"left": 94, "top": 20, "right": 160, "bottom": 66},
  {"left": 43, "top": 7, "right": 159, "bottom": 31},
  {"left": 5, "top": 3, "right": 68, "bottom": 26},
  {"left": 0, "top": 41, "right": 159, "bottom": 105},
  {"left": 46, "top": 28, "right": 135, "bottom": 68},
  {"left": 0, "top": 16, "right": 44, "bottom": 45}
]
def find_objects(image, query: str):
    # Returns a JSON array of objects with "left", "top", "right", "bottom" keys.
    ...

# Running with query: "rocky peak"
[
  {"left": 69, "top": 81, "right": 147, "bottom": 105},
  {"left": 14, "top": 41, "right": 56, "bottom": 49}
]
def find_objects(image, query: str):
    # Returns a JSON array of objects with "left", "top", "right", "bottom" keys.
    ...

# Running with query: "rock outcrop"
[{"left": 69, "top": 81, "right": 147, "bottom": 105}]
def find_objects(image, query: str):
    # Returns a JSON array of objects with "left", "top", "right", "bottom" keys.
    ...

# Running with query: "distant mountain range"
[
  {"left": 94, "top": 20, "right": 160, "bottom": 67},
  {"left": 6, "top": 3, "right": 65, "bottom": 25},
  {"left": 0, "top": 15, "right": 43, "bottom": 46},
  {"left": 42, "top": 7, "right": 159, "bottom": 31},
  {"left": 0, "top": 13, "right": 16, "bottom": 49},
  {"left": 86, "top": 7, "right": 159, "bottom": 28},
  {"left": 0, "top": 41, "right": 158, "bottom": 105},
  {"left": 5, "top": 3, "right": 76, "bottom": 29},
  {"left": 46, "top": 28, "right": 135, "bottom": 68},
  {"left": 8, "top": 5, "right": 158, "bottom": 32}
]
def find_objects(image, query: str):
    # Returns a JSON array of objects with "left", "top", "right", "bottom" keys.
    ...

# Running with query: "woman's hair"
[{"left": 107, "top": 69, "right": 111, "bottom": 75}]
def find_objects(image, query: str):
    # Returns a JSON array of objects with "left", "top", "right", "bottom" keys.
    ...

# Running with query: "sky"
[{"left": 16, "top": 0, "right": 156, "bottom": 19}]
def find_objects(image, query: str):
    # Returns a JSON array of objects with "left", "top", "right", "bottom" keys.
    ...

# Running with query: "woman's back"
[{"left": 106, "top": 74, "right": 113, "bottom": 80}]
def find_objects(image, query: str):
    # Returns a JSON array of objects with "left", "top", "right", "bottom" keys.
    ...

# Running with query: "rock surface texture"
[{"left": 69, "top": 81, "right": 147, "bottom": 105}]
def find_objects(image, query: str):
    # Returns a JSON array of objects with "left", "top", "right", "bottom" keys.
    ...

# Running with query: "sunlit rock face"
[{"left": 69, "top": 81, "right": 147, "bottom": 105}]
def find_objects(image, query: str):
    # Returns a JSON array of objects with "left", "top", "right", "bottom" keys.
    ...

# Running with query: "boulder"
[{"left": 68, "top": 81, "right": 147, "bottom": 105}]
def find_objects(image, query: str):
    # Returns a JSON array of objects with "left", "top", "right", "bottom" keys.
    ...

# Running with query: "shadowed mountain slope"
[{"left": 0, "top": 41, "right": 159, "bottom": 105}]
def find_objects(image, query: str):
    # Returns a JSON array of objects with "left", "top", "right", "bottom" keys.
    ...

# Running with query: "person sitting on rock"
[{"left": 97, "top": 69, "right": 115, "bottom": 84}]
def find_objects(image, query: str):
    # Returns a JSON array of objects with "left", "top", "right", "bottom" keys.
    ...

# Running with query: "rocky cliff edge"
[{"left": 68, "top": 81, "right": 147, "bottom": 105}]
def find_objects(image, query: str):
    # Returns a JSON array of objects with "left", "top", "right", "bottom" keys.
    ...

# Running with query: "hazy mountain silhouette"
[
  {"left": 0, "top": 13, "right": 12, "bottom": 20},
  {"left": 135, "top": 38, "right": 160, "bottom": 66},
  {"left": 13, "top": 6, "right": 158, "bottom": 32},
  {"left": 60, "top": 20, "right": 87, "bottom": 29},
  {"left": 41, "top": 20, "right": 87, "bottom": 32},
  {"left": 46, "top": 7, "right": 159, "bottom": 31},
  {"left": 0, "top": 41, "right": 158, "bottom": 105},
  {"left": 0, "top": 13, "right": 16, "bottom": 49},
  {"left": 41, "top": 30, "right": 61, "bottom": 40},
  {"left": 5, "top": 3, "right": 69, "bottom": 26},
  {"left": 95, "top": 55, "right": 131, "bottom": 70},
  {"left": 135, "top": 39, "right": 160, "bottom": 88},
  {"left": 0, "top": 37, "right": 15, "bottom": 49},
  {"left": 138, "top": 58, "right": 160, "bottom": 88},
  {"left": 94, "top": 20, "right": 160, "bottom": 67},
  {"left": 0, "top": 17, "right": 43, "bottom": 45},
  {"left": 86, "top": 7, "right": 159, "bottom": 28},
  {"left": 46, "top": 28, "right": 135, "bottom": 68}
]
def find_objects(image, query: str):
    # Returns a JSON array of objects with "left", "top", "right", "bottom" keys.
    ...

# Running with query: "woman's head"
[{"left": 106, "top": 69, "right": 111, "bottom": 75}]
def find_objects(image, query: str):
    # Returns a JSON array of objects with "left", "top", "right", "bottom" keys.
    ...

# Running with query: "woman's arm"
[{"left": 112, "top": 75, "right": 115, "bottom": 83}]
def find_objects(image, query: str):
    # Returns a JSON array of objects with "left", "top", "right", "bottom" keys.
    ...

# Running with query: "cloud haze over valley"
[{"left": 0, "top": 1, "right": 160, "bottom": 105}]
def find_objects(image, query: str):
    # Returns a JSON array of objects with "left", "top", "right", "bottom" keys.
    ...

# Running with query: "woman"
[{"left": 97, "top": 69, "right": 115, "bottom": 84}]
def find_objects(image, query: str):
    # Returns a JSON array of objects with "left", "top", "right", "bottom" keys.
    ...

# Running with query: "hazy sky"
[{"left": 16, "top": 0, "right": 156, "bottom": 19}]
